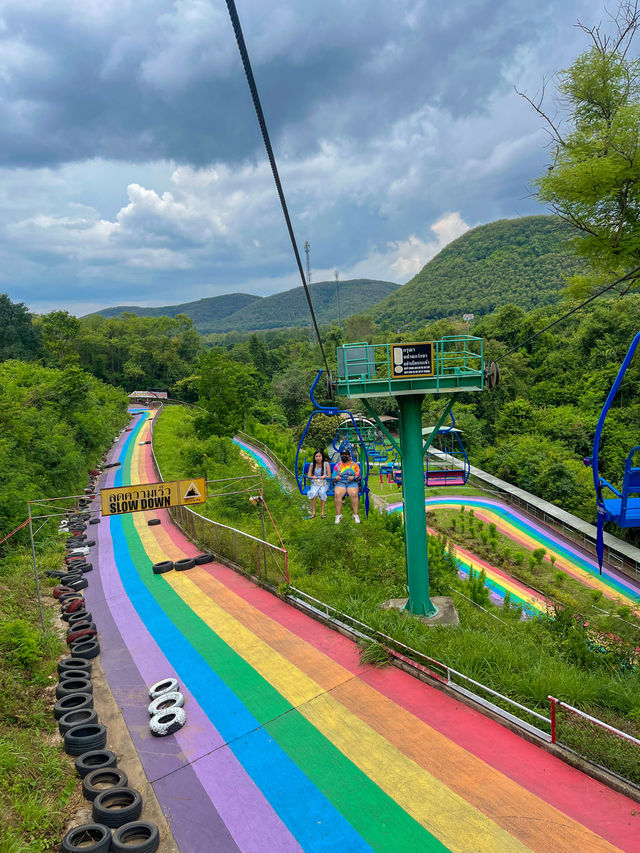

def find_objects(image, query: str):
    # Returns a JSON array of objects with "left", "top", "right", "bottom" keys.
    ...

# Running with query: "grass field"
[{"left": 0, "top": 539, "right": 80, "bottom": 853}]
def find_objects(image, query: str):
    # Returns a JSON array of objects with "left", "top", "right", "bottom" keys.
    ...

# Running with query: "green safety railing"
[{"left": 336, "top": 336, "right": 484, "bottom": 398}]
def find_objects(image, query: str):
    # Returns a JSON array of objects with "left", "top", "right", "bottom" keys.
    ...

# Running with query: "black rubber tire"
[
  {"left": 92, "top": 787, "right": 143, "bottom": 828},
  {"left": 75, "top": 749, "right": 117, "bottom": 779},
  {"left": 68, "top": 610, "right": 92, "bottom": 625},
  {"left": 89, "top": 518, "right": 101, "bottom": 525},
  {"left": 59, "top": 708, "right": 98, "bottom": 735},
  {"left": 149, "top": 707, "right": 186, "bottom": 737},
  {"left": 60, "top": 665, "right": 94, "bottom": 680},
  {"left": 174, "top": 558, "right": 195, "bottom": 571},
  {"left": 147, "top": 518, "right": 161, "bottom": 526},
  {"left": 58, "top": 657, "right": 92, "bottom": 675},
  {"left": 59, "top": 592, "right": 84, "bottom": 605},
  {"left": 53, "top": 585, "right": 75, "bottom": 599},
  {"left": 66, "top": 627, "right": 98, "bottom": 646},
  {"left": 53, "top": 692, "right": 94, "bottom": 720},
  {"left": 111, "top": 822, "right": 160, "bottom": 853},
  {"left": 64, "top": 723, "right": 108, "bottom": 756},
  {"left": 84, "top": 540, "right": 96, "bottom": 547},
  {"left": 152, "top": 560, "right": 173, "bottom": 575},
  {"left": 82, "top": 767, "right": 128, "bottom": 802},
  {"left": 194, "top": 553, "right": 214, "bottom": 565},
  {"left": 148, "top": 677, "right": 179, "bottom": 699},
  {"left": 62, "top": 599, "right": 86, "bottom": 615},
  {"left": 68, "top": 577, "right": 89, "bottom": 591},
  {"left": 70, "top": 562, "right": 93, "bottom": 573},
  {"left": 61, "top": 823, "right": 111, "bottom": 853},
  {"left": 70, "top": 639, "right": 101, "bottom": 659},
  {"left": 46, "top": 570, "right": 67, "bottom": 579},
  {"left": 56, "top": 678, "right": 93, "bottom": 699},
  {"left": 65, "top": 620, "right": 96, "bottom": 634}
]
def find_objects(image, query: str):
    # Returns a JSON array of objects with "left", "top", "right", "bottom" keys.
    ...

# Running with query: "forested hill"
[
  {"left": 91, "top": 278, "right": 399, "bottom": 333},
  {"left": 371, "top": 216, "right": 585, "bottom": 330},
  {"left": 92, "top": 292, "right": 259, "bottom": 324}
]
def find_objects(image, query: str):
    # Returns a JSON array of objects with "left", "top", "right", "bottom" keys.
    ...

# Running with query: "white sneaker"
[
  {"left": 353, "top": 515, "right": 360, "bottom": 524},
  {"left": 335, "top": 515, "right": 342, "bottom": 524}
]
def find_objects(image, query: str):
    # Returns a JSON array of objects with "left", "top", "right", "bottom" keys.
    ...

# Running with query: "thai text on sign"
[
  {"left": 390, "top": 342, "right": 434, "bottom": 378},
  {"left": 100, "top": 477, "right": 206, "bottom": 516}
]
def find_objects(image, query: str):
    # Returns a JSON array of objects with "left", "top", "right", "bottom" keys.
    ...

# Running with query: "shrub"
[{"left": 0, "top": 619, "right": 41, "bottom": 671}]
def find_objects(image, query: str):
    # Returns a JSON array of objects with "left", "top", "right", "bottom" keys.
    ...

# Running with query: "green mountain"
[
  {"left": 371, "top": 216, "right": 585, "bottom": 330},
  {"left": 92, "top": 292, "right": 259, "bottom": 324},
  {"left": 91, "top": 279, "right": 399, "bottom": 333},
  {"left": 209, "top": 279, "right": 398, "bottom": 333}
]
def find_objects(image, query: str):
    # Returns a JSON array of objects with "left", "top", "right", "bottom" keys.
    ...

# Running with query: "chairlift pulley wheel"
[{"left": 484, "top": 361, "right": 500, "bottom": 390}]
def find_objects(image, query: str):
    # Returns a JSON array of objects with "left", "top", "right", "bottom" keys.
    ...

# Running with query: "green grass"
[{"left": 0, "top": 539, "right": 79, "bottom": 852}]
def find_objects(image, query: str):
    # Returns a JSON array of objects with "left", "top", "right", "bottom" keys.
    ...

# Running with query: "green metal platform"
[{"left": 336, "top": 337, "right": 484, "bottom": 398}]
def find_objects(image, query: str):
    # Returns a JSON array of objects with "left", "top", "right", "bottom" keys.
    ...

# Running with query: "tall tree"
[
  {"left": 522, "top": 2, "right": 640, "bottom": 291},
  {"left": 0, "top": 294, "right": 40, "bottom": 361}
]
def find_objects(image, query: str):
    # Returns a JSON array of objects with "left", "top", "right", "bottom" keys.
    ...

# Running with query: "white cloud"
[{"left": 317, "top": 212, "right": 470, "bottom": 284}]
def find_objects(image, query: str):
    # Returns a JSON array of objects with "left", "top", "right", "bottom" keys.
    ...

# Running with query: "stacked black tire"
[{"left": 56, "top": 497, "right": 160, "bottom": 853}]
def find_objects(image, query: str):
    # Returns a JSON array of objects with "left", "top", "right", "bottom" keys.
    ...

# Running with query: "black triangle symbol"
[{"left": 184, "top": 482, "right": 201, "bottom": 498}]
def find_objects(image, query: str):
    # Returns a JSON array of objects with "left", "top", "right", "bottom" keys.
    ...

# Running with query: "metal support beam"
[
  {"left": 397, "top": 394, "right": 436, "bottom": 616},
  {"left": 360, "top": 399, "right": 402, "bottom": 457}
]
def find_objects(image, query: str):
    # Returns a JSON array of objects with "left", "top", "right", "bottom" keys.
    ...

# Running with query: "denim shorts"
[{"left": 335, "top": 479, "right": 358, "bottom": 491}]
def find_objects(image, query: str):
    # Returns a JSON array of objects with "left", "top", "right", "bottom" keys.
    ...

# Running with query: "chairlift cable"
[
  {"left": 224, "top": 0, "right": 331, "bottom": 377},
  {"left": 497, "top": 263, "right": 640, "bottom": 362}
]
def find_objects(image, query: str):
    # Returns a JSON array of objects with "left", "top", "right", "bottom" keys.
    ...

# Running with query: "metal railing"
[
  {"left": 149, "top": 408, "right": 288, "bottom": 586},
  {"left": 236, "top": 431, "right": 296, "bottom": 485},
  {"left": 288, "top": 587, "right": 551, "bottom": 740},
  {"left": 549, "top": 696, "right": 640, "bottom": 788}
]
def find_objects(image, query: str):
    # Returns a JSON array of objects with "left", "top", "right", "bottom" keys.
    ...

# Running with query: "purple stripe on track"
[{"left": 87, "top": 413, "right": 300, "bottom": 853}]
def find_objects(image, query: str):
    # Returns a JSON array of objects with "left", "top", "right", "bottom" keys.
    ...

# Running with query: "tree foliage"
[
  {"left": 369, "top": 216, "right": 584, "bottom": 330},
  {"left": 0, "top": 295, "right": 40, "bottom": 361},
  {"left": 526, "top": 2, "right": 640, "bottom": 288},
  {"left": 0, "top": 361, "right": 127, "bottom": 531}
]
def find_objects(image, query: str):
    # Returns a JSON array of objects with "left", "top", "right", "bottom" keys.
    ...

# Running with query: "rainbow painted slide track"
[
  {"left": 389, "top": 497, "right": 640, "bottom": 615},
  {"left": 84, "top": 410, "right": 639, "bottom": 851}
]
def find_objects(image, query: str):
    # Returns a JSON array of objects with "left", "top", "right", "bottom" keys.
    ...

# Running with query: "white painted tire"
[
  {"left": 148, "top": 677, "right": 179, "bottom": 700},
  {"left": 149, "top": 707, "right": 186, "bottom": 737},
  {"left": 147, "top": 691, "right": 184, "bottom": 717}
]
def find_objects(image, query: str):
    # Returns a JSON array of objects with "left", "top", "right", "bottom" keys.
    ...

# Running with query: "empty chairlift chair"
[{"left": 423, "top": 411, "right": 470, "bottom": 487}]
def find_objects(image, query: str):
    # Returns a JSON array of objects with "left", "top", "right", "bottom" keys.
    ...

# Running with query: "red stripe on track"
[{"left": 209, "top": 563, "right": 639, "bottom": 848}]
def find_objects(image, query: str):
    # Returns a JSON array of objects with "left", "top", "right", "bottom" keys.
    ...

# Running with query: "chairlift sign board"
[
  {"left": 391, "top": 342, "right": 434, "bottom": 378},
  {"left": 100, "top": 477, "right": 206, "bottom": 516}
]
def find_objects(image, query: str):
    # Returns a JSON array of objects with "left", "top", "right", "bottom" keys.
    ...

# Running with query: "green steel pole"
[{"left": 397, "top": 393, "right": 436, "bottom": 616}]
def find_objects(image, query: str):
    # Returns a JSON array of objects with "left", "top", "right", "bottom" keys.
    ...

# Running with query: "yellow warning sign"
[{"left": 101, "top": 477, "right": 207, "bottom": 516}]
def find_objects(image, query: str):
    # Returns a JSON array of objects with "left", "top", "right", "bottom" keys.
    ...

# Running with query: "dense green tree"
[
  {"left": 196, "top": 349, "right": 260, "bottom": 437},
  {"left": 0, "top": 360, "right": 127, "bottom": 531},
  {"left": 39, "top": 310, "right": 80, "bottom": 364},
  {"left": 0, "top": 295, "right": 40, "bottom": 361},
  {"left": 527, "top": 4, "right": 640, "bottom": 289},
  {"left": 71, "top": 313, "right": 201, "bottom": 392}
]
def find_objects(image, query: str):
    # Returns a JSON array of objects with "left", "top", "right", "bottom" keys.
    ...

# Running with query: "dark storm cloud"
[
  {"left": 0, "top": 0, "right": 621, "bottom": 313},
  {"left": 0, "top": 0, "right": 551, "bottom": 168}
]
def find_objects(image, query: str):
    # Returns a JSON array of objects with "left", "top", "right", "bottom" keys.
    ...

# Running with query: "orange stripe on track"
[
  {"left": 187, "top": 569, "right": 622, "bottom": 853},
  {"left": 208, "top": 564, "right": 640, "bottom": 850}
]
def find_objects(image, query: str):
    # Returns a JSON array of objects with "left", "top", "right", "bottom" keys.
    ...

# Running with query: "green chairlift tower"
[{"left": 336, "top": 337, "right": 492, "bottom": 617}]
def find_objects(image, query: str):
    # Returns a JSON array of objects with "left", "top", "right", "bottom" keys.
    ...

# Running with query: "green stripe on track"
[{"left": 118, "top": 432, "right": 446, "bottom": 852}]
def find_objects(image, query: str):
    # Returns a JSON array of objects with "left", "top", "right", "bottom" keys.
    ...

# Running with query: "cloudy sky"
[{"left": 0, "top": 0, "right": 622, "bottom": 314}]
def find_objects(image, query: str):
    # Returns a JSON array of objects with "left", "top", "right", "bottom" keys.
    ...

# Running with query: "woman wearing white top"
[{"left": 306, "top": 449, "right": 331, "bottom": 519}]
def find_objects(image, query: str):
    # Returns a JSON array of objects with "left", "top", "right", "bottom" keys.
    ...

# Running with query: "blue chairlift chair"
[
  {"left": 585, "top": 330, "right": 640, "bottom": 572},
  {"left": 295, "top": 370, "right": 371, "bottom": 515}
]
